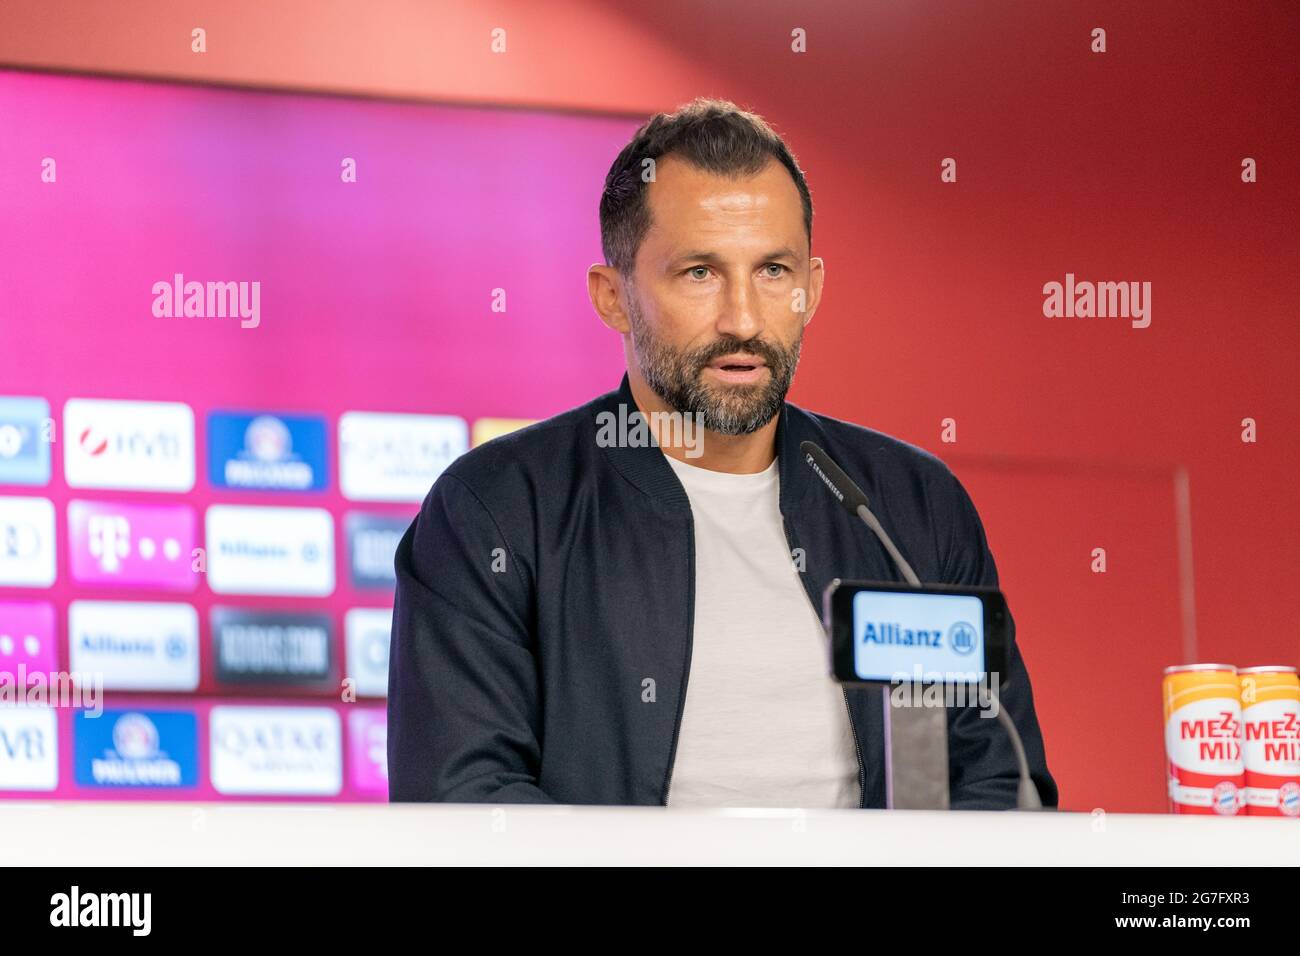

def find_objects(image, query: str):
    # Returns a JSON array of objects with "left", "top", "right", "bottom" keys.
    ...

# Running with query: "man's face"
[{"left": 622, "top": 155, "right": 822, "bottom": 436}]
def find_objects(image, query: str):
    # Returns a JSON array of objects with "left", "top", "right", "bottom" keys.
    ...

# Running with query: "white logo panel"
[
  {"left": 339, "top": 412, "right": 467, "bottom": 502},
  {"left": 0, "top": 496, "right": 56, "bottom": 587},
  {"left": 209, "top": 705, "right": 342, "bottom": 796},
  {"left": 345, "top": 607, "right": 392, "bottom": 698},
  {"left": 205, "top": 506, "right": 335, "bottom": 596},
  {"left": 0, "top": 706, "right": 58, "bottom": 791},
  {"left": 69, "top": 601, "right": 200, "bottom": 691},
  {"left": 64, "top": 399, "right": 195, "bottom": 492}
]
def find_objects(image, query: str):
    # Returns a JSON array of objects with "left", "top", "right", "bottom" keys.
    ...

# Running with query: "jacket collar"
[{"left": 596, "top": 373, "right": 818, "bottom": 517}]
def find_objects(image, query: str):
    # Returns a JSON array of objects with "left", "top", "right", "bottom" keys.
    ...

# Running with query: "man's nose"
[{"left": 715, "top": 278, "right": 764, "bottom": 341}]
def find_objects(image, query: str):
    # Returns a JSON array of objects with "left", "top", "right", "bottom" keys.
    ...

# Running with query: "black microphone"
[
  {"left": 800, "top": 440, "right": 870, "bottom": 517},
  {"left": 802, "top": 441, "right": 1041, "bottom": 809},
  {"left": 801, "top": 441, "right": 920, "bottom": 587}
]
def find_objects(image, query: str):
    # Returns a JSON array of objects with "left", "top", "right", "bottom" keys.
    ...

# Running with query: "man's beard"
[{"left": 627, "top": 297, "right": 803, "bottom": 436}]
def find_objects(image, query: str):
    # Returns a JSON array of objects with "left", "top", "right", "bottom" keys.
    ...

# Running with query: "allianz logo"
[
  {"left": 862, "top": 621, "right": 943, "bottom": 648},
  {"left": 862, "top": 620, "right": 977, "bottom": 655},
  {"left": 77, "top": 631, "right": 190, "bottom": 659},
  {"left": 216, "top": 539, "right": 324, "bottom": 562}
]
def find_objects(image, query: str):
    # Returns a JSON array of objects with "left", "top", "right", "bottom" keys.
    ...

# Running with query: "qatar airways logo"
[
  {"left": 152, "top": 273, "right": 260, "bottom": 329},
  {"left": 210, "top": 706, "right": 342, "bottom": 796}
]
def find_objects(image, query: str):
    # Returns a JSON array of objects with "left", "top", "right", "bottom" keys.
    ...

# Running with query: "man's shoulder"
[
  {"left": 438, "top": 389, "right": 611, "bottom": 498},
  {"left": 790, "top": 404, "right": 958, "bottom": 489},
  {"left": 788, "top": 404, "right": 990, "bottom": 584}
]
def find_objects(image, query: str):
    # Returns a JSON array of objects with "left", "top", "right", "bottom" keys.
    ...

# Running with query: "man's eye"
[
  {"left": 763, "top": 263, "right": 789, "bottom": 277},
  {"left": 686, "top": 266, "right": 711, "bottom": 280}
]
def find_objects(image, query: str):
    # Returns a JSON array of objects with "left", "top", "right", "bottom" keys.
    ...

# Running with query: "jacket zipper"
[
  {"left": 842, "top": 688, "right": 867, "bottom": 808},
  {"left": 662, "top": 515, "right": 695, "bottom": 806},
  {"left": 787, "top": 515, "right": 867, "bottom": 808}
]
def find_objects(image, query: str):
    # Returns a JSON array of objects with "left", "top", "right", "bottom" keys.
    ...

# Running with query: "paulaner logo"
[
  {"left": 1042, "top": 273, "right": 1151, "bottom": 329},
  {"left": 595, "top": 404, "right": 703, "bottom": 459},
  {"left": 151, "top": 273, "right": 260, "bottom": 329},
  {"left": 50, "top": 886, "right": 151, "bottom": 936}
]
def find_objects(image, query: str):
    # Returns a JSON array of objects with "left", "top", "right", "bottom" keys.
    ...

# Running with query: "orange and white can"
[
  {"left": 1163, "top": 664, "right": 1244, "bottom": 815},
  {"left": 1239, "top": 666, "right": 1300, "bottom": 817}
]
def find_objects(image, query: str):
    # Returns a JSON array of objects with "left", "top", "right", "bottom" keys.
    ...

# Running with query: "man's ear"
[
  {"left": 588, "top": 264, "right": 631, "bottom": 334},
  {"left": 802, "top": 256, "right": 826, "bottom": 327}
]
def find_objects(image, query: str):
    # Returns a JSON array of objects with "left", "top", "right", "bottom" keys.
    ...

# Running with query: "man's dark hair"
[{"left": 599, "top": 97, "right": 813, "bottom": 278}]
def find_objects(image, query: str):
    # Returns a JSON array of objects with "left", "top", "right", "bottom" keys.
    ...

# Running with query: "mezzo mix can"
[
  {"left": 1239, "top": 666, "right": 1300, "bottom": 817},
  {"left": 1163, "top": 664, "right": 1244, "bottom": 815}
]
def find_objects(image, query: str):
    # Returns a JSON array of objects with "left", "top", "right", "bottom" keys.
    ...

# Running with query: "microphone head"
[{"left": 801, "top": 441, "right": 870, "bottom": 516}]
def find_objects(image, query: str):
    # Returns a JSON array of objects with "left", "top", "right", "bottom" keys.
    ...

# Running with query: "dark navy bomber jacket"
[{"left": 387, "top": 374, "right": 1058, "bottom": 809}]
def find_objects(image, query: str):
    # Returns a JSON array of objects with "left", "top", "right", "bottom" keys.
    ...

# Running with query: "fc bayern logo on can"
[
  {"left": 1211, "top": 781, "right": 1239, "bottom": 815},
  {"left": 1278, "top": 782, "right": 1300, "bottom": 817}
]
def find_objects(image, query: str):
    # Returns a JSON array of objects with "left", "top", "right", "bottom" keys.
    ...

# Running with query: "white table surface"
[{"left": 3, "top": 802, "right": 1298, "bottom": 865}]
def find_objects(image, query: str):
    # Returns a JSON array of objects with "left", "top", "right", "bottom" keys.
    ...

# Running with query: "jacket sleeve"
[
  {"left": 387, "top": 471, "right": 555, "bottom": 803},
  {"left": 936, "top": 470, "right": 1059, "bottom": 810}
]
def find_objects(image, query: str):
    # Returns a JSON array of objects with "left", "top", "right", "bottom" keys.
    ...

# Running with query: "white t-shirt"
[{"left": 663, "top": 452, "right": 861, "bottom": 808}]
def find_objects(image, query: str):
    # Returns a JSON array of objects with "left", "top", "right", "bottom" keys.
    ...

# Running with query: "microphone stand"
[
  {"left": 858, "top": 502, "right": 1042, "bottom": 811},
  {"left": 805, "top": 443, "right": 1041, "bottom": 811}
]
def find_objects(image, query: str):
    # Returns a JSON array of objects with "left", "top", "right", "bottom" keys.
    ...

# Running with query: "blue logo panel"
[
  {"left": 207, "top": 411, "right": 328, "bottom": 492},
  {"left": 0, "top": 397, "right": 52, "bottom": 486},
  {"left": 74, "top": 708, "right": 198, "bottom": 788}
]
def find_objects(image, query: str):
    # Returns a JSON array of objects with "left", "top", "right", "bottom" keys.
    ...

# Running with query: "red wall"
[{"left": 3, "top": 0, "right": 1297, "bottom": 812}]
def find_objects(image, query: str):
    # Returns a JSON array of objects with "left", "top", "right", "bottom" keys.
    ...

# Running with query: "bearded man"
[{"left": 388, "top": 98, "right": 1056, "bottom": 810}]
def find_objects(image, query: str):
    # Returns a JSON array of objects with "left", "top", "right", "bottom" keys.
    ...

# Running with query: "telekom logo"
[
  {"left": 0, "top": 632, "right": 41, "bottom": 658},
  {"left": 87, "top": 515, "right": 130, "bottom": 573},
  {"left": 68, "top": 500, "right": 196, "bottom": 590}
]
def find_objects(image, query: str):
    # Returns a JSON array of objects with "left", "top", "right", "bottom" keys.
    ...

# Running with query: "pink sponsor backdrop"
[{"left": 0, "top": 69, "right": 635, "bottom": 800}]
